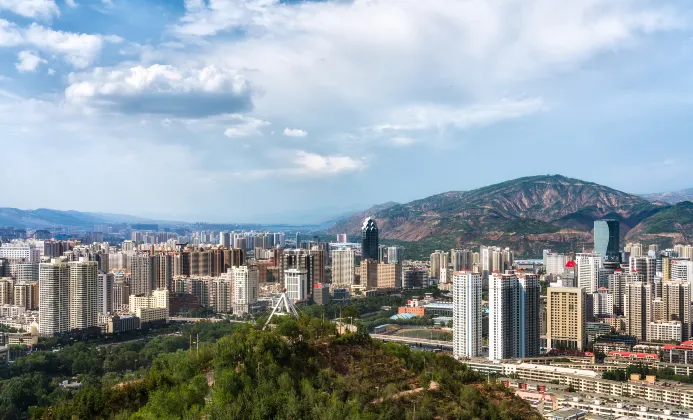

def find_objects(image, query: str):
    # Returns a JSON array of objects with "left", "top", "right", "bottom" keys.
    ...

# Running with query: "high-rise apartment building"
[
  {"left": 594, "top": 219, "right": 620, "bottom": 264},
  {"left": 662, "top": 280, "right": 691, "bottom": 340},
  {"left": 68, "top": 259, "right": 98, "bottom": 331},
  {"left": 674, "top": 244, "right": 693, "bottom": 260},
  {"left": 625, "top": 282, "right": 652, "bottom": 341},
  {"left": 212, "top": 274, "right": 234, "bottom": 313},
  {"left": 576, "top": 253, "right": 602, "bottom": 293},
  {"left": 430, "top": 251, "right": 442, "bottom": 279},
  {"left": 39, "top": 259, "right": 69, "bottom": 336},
  {"left": 361, "top": 218, "right": 379, "bottom": 261},
  {"left": 546, "top": 287, "right": 586, "bottom": 351},
  {"left": 403, "top": 267, "right": 429, "bottom": 289},
  {"left": 285, "top": 269, "right": 308, "bottom": 302},
  {"left": 219, "top": 232, "right": 231, "bottom": 248},
  {"left": 230, "top": 265, "right": 259, "bottom": 315},
  {"left": 625, "top": 243, "right": 643, "bottom": 258},
  {"left": 453, "top": 271, "right": 482, "bottom": 359},
  {"left": 592, "top": 287, "right": 614, "bottom": 317},
  {"left": 360, "top": 258, "right": 378, "bottom": 289},
  {"left": 376, "top": 263, "right": 402, "bottom": 289},
  {"left": 629, "top": 256, "right": 656, "bottom": 284},
  {"left": 388, "top": 246, "right": 404, "bottom": 265},
  {"left": 309, "top": 248, "right": 326, "bottom": 285},
  {"left": 672, "top": 260, "right": 693, "bottom": 282},
  {"left": 280, "top": 249, "right": 315, "bottom": 298},
  {"left": 98, "top": 273, "right": 114, "bottom": 314},
  {"left": 545, "top": 253, "right": 569, "bottom": 276},
  {"left": 451, "top": 249, "right": 473, "bottom": 272},
  {"left": 331, "top": 248, "right": 355, "bottom": 286},
  {"left": 131, "top": 254, "right": 156, "bottom": 296},
  {"left": 0, "top": 277, "right": 13, "bottom": 304},
  {"left": 608, "top": 271, "right": 643, "bottom": 316},
  {"left": 0, "top": 242, "right": 41, "bottom": 263},
  {"left": 336, "top": 233, "right": 348, "bottom": 243},
  {"left": 488, "top": 273, "right": 540, "bottom": 360}
]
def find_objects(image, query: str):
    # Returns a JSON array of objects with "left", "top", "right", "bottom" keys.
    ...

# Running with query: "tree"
[
  {"left": 447, "top": 320, "right": 453, "bottom": 328},
  {"left": 341, "top": 306, "right": 360, "bottom": 321}
]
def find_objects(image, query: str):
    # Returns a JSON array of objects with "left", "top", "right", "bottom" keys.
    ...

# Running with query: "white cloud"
[
  {"left": 66, "top": 64, "right": 253, "bottom": 117},
  {"left": 15, "top": 50, "right": 47, "bottom": 73},
  {"left": 65, "top": 0, "right": 77, "bottom": 8},
  {"left": 223, "top": 115, "right": 269, "bottom": 137},
  {"left": 293, "top": 151, "right": 364, "bottom": 174},
  {"left": 283, "top": 127, "right": 307, "bottom": 137},
  {"left": 0, "top": 0, "right": 59, "bottom": 19},
  {"left": 373, "top": 98, "right": 546, "bottom": 133},
  {"left": 47, "top": 68, "right": 55, "bottom": 75},
  {"left": 0, "top": 19, "right": 120, "bottom": 68},
  {"left": 390, "top": 137, "right": 416, "bottom": 146}
]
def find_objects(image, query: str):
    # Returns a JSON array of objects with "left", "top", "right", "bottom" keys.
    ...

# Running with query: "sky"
[{"left": 1, "top": 0, "right": 693, "bottom": 224}]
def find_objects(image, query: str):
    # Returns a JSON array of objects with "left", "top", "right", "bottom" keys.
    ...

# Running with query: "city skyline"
[{"left": 1, "top": 1, "right": 693, "bottom": 222}]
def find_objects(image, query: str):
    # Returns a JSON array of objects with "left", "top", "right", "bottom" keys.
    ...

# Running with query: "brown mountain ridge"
[{"left": 329, "top": 175, "right": 692, "bottom": 256}]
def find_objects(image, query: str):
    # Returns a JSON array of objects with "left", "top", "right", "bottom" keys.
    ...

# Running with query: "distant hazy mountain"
[
  {"left": 642, "top": 188, "right": 693, "bottom": 204},
  {"left": 329, "top": 175, "right": 690, "bottom": 255},
  {"left": 0, "top": 208, "right": 153, "bottom": 229}
]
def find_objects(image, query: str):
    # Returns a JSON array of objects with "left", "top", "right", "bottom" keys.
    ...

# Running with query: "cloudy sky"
[{"left": 1, "top": 0, "right": 692, "bottom": 223}]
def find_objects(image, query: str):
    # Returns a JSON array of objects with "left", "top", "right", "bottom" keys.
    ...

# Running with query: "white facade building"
[
  {"left": 647, "top": 321, "right": 682, "bottom": 342},
  {"left": 544, "top": 253, "right": 568, "bottom": 276},
  {"left": 0, "top": 242, "right": 41, "bottom": 263},
  {"left": 39, "top": 259, "right": 69, "bottom": 336},
  {"left": 576, "top": 253, "right": 602, "bottom": 293},
  {"left": 592, "top": 287, "right": 614, "bottom": 317},
  {"left": 68, "top": 259, "right": 98, "bottom": 331},
  {"left": 672, "top": 260, "right": 693, "bottom": 282},
  {"left": 331, "top": 248, "right": 355, "bottom": 286},
  {"left": 230, "top": 265, "right": 258, "bottom": 315},
  {"left": 453, "top": 271, "right": 482, "bottom": 359},
  {"left": 285, "top": 269, "right": 307, "bottom": 302},
  {"left": 488, "top": 273, "right": 540, "bottom": 361}
]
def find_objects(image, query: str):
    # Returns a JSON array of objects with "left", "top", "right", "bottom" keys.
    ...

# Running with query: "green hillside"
[{"left": 28, "top": 319, "right": 539, "bottom": 420}]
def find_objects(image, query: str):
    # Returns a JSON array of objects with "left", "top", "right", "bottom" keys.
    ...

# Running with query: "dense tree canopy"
[{"left": 31, "top": 317, "right": 540, "bottom": 420}]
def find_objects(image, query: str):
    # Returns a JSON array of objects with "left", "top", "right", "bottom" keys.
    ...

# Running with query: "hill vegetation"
[
  {"left": 11, "top": 317, "right": 540, "bottom": 420},
  {"left": 330, "top": 175, "right": 688, "bottom": 258}
]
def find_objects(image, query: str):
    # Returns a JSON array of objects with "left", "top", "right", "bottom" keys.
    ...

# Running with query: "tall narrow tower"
[{"left": 361, "top": 217, "right": 379, "bottom": 261}]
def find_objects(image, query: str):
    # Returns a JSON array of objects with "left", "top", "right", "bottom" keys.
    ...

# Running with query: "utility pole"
[{"left": 196, "top": 333, "right": 199, "bottom": 356}]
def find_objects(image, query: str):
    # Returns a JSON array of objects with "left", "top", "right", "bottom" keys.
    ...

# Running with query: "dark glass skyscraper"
[
  {"left": 361, "top": 218, "right": 379, "bottom": 261},
  {"left": 594, "top": 219, "right": 620, "bottom": 263}
]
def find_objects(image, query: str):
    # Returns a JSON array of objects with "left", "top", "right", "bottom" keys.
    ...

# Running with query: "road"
[{"left": 369, "top": 333, "right": 453, "bottom": 350}]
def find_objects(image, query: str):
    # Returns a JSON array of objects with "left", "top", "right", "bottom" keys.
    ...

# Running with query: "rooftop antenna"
[{"left": 263, "top": 288, "right": 300, "bottom": 330}]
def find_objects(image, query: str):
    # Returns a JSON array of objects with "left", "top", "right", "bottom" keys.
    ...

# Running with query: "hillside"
[
  {"left": 330, "top": 175, "right": 677, "bottom": 257},
  {"left": 33, "top": 319, "right": 540, "bottom": 420},
  {"left": 643, "top": 188, "right": 693, "bottom": 204},
  {"left": 627, "top": 201, "right": 693, "bottom": 245},
  {"left": 0, "top": 208, "right": 152, "bottom": 229}
]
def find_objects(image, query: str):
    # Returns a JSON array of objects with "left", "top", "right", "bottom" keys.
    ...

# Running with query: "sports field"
[{"left": 395, "top": 329, "right": 452, "bottom": 341}]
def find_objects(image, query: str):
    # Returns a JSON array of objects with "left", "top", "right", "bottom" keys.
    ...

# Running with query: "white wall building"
[
  {"left": 647, "top": 321, "right": 682, "bottom": 342},
  {"left": 331, "top": 248, "right": 355, "bottom": 286},
  {"left": 39, "top": 259, "right": 69, "bottom": 336},
  {"left": 285, "top": 269, "right": 307, "bottom": 302},
  {"left": 544, "top": 253, "right": 568, "bottom": 276},
  {"left": 592, "top": 287, "right": 614, "bottom": 317},
  {"left": 489, "top": 273, "right": 540, "bottom": 361},
  {"left": 230, "top": 265, "right": 258, "bottom": 315},
  {"left": 68, "top": 259, "right": 98, "bottom": 331},
  {"left": 576, "top": 253, "right": 602, "bottom": 293},
  {"left": 453, "top": 271, "right": 482, "bottom": 358},
  {"left": 0, "top": 242, "right": 41, "bottom": 263}
]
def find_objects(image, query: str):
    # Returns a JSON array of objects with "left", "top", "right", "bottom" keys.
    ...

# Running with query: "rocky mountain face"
[
  {"left": 330, "top": 175, "right": 687, "bottom": 256},
  {"left": 642, "top": 188, "right": 693, "bottom": 205}
]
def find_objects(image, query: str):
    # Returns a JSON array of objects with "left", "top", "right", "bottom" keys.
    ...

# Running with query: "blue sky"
[{"left": 1, "top": 0, "right": 692, "bottom": 223}]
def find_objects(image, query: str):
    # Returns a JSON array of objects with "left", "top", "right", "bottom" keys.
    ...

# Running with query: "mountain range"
[
  {"left": 329, "top": 175, "right": 693, "bottom": 257},
  {"left": 642, "top": 188, "right": 693, "bottom": 204},
  {"left": 0, "top": 208, "right": 153, "bottom": 229}
]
